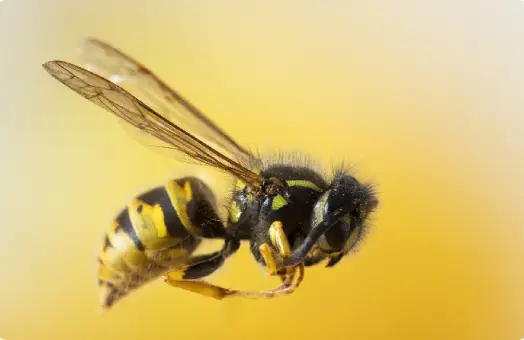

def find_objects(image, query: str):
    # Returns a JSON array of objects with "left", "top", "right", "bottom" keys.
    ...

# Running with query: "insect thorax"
[{"left": 228, "top": 164, "right": 330, "bottom": 265}]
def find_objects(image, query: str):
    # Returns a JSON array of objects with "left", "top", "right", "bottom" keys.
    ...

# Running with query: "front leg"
[{"left": 260, "top": 221, "right": 295, "bottom": 280}]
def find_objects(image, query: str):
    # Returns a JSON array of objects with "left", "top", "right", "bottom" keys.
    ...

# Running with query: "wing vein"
[{"left": 42, "top": 59, "right": 261, "bottom": 188}]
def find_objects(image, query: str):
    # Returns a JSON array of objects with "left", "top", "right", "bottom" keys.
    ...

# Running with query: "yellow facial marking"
[
  {"left": 229, "top": 201, "right": 242, "bottom": 224},
  {"left": 286, "top": 180, "right": 323, "bottom": 192},
  {"left": 166, "top": 180, "right": 201, "bottom": 236},
  {"left": 271, "top": 195, "right": 288, "bottom": 211}
]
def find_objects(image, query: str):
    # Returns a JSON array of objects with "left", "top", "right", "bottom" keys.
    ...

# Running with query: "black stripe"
[
  {"left": 138, "top": 186, "right": 189, "bottom": 239},
  {"left": 115, "top": 209, "right": 145, "bottom": 251},
  {"left": 183, "top": 178, "right": 226, "bottom": 238}
]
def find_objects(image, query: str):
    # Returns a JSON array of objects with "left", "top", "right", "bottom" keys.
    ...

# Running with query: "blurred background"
[{"left": 1, "top": 0, "right": 523, "bottom": 339}]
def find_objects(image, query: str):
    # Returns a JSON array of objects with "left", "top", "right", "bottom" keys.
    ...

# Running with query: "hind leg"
[
  {"left": 164, "top": 221, "right": 305, "bottom": 300},
  {"left": 163, "top": 238, "right": 240, "bottom": 299}
]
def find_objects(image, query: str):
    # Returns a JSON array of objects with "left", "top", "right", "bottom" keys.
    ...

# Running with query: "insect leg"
[
  {"left": 260, "top": 220, "right": 294, "bottom": 280},
  {"left": 258, "top": 221, "right": 290, "bottom": 276},
  {"left": 164, "top": 220, "right": 305, "bottom": 299},
  {"left": 164, "top": 238, "right": 239, "bottom": 280},
  {"left": 164, "top": 263, "right": 304, "bottom": 300},
  {"left": 268, "top": 220, "right": 292, "bottom": 258},
  {"left": 258, "top": 243, "right": 278, "bottom": 275}
]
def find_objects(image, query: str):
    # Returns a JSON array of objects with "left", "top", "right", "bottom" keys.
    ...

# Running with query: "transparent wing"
[
  {"left": 77, "top": 37, "right": 251, "bottom": 165},
  {"left": 42, "top": 60, "right": 261, "bottom": 188}
]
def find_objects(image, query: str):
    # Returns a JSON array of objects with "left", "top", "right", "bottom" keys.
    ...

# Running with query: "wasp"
[{"left": 42, "top": 37, "right": 379, "bottom": 309}]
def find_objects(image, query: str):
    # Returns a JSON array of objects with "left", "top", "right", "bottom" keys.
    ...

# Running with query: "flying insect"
[{"left": 42, "top": 37, "right": 379, "bottom": 309}]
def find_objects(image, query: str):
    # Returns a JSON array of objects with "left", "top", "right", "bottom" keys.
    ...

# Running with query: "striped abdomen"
[{"left": 97, "top": 177, "right": 225, "bottom": 309}]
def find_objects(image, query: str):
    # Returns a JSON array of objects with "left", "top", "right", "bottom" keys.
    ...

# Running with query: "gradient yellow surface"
[{"left": 1, "top": 1, "right": 523, "bottom": 339}]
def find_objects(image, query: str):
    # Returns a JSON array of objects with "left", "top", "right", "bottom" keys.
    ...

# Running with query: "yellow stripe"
[
  {"left": 165, "top": 180, "right": 202, "bottom": 236},
  {"left": 286, "top": 180, "right": 323, "bottom": 192},
  {"left": 103, "top": 220, "right": 149, "bottom": 274},
  {"left": 128, "top": 199, "right": 168, "bottom": 238},
  {"left": 271, "top": 195, "right": 288, "bottom": 210},
  {"left": 184, "top": 181, "right": 193, "bottom": 201},
  {"left": 128, "top": 199, "right": 180, "bottom": 250}
]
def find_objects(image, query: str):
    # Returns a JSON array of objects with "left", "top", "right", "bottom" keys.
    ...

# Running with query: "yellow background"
[{"left": 1, "top": 1, "right": 523, "bottom": 339}]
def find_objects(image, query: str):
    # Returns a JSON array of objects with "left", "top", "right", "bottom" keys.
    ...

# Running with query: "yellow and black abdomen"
[{"left": 97, "top": 176, "right": 226, "bottom": 309}]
